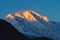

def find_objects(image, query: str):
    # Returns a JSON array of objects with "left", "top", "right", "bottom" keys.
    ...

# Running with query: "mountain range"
[{"left": 1, "top": 10, "right": 60, "bottom": 40}]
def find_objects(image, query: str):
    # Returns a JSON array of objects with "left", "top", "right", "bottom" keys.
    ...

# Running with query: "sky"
[{"left": 0, "top": 0, "right": 60, "bottom": 22}]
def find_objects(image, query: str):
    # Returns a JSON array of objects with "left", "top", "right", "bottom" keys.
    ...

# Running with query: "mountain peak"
[
  {"left": 6, "top": 14, "right": 15, "bottom": 19},
  {"left": 5, "top": 10, "right": 60, "bottom": 40},
  {"left": 23, "top": 11, "right": 37, "bottom": 21},
  {"left": 41, "top": 16, "right": 49, "bottom": 22},
  {"left": 28, "top": 10, "right": 49, "bottom": 22},
  {"left": 15, "top": 12, "right": 24, "bottom": 18},
  {"left": 5, "top": 10, "right": 49, "bottom": 22}
]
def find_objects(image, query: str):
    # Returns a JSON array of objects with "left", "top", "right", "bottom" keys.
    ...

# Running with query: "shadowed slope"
[
  {"left": 0, "top": 19, "right": 53, "bottom": 40},
  {"left": 0, "top": 19, "right": 30, "bottom": 40}
]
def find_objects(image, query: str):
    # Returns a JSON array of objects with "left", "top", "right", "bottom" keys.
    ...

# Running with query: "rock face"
[{"left": 5, "top": 10, "right": 60, "bottom": 40}]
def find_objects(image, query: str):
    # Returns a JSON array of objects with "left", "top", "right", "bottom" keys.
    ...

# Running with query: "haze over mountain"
[{"left": 5, "top": 10, "right": 60, "bottom": 40}]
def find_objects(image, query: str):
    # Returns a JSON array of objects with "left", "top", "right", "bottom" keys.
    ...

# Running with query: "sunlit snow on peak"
[
  {"left": 5, "top": 10, "right": 50, "bottom": 22},
  {"left": 41, "top": 16, "right": 49, "bottom": 22},
  {"left": 6, "top": 14, "right": 15, "bottom": 19},
  {"left": 23, "top": 11, "right": 37, "bottom": 21},
  {"left": 15, "top": 12, "right": 24, "bottom": 18}
]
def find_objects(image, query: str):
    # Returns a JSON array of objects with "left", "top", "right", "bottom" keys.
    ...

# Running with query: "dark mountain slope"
[{"left": 0, "top": 19, "right": 29, "bottom": 40}]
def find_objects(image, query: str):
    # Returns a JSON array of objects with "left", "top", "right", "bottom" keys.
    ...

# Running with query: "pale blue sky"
[{"left": 0, "top": 0, "right": 60, "bottom": 22}]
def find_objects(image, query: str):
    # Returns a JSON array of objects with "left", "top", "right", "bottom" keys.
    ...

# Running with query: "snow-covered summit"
[{"left": 6, "top": 10, "right": 49, "bottom": 22}]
